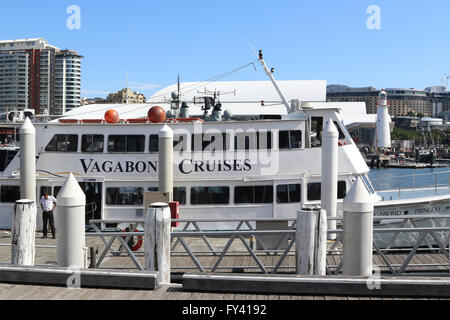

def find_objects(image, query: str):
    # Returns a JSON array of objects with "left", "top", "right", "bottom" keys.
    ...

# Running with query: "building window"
[
  {"left": 235, "top": 185, "right": 273, "bottom": 204},
  {"left": 81, "top": 135, "right": 104, "bottom": 153},
  {"left": 45, "top": 134, "right": 78, "bottom": 152},
  {"left": 191, "top": 187, "right": 229, "bottom": 205},
  {"left": 276, "top": 184, "right": 301, "bottom": 203},
  {"left": 279, "top": 130, "right": 302, "bottom": 149},
  {"left": 108, "top": 135, "right": 145, "bottom": 152},
  {"left": 106, "top": 187, "right": 143, "bottom": 206},
  {"left": 0, "top": 185, "right": 20, "bottom": 203}
]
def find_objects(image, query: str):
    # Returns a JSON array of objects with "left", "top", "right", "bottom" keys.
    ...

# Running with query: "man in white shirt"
[{"left": 39, "top": 193, "right": 57, "bottom": 239}]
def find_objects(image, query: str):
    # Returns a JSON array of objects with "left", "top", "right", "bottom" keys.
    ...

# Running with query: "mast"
[
  {"left": 258, "top": 50, "right": 291, "bottom": 114},
  {"left": 126, "top": 69, "right": 129, "bottom": 104}
]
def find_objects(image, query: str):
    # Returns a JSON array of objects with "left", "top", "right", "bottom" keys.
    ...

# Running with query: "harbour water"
[{"left": 369, "top": 165, "right": 450, "bottom": 191}]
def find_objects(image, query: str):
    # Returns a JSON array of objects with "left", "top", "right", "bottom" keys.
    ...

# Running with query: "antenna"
[
  {"left": 257, "top": 50, "right": 291, "bottom": 113},
  {"left": 126, "top": 69, "right": 129, "bottom": 104},
  {"left": 441, "top": 72, "right": 449, "bottom": 89}
]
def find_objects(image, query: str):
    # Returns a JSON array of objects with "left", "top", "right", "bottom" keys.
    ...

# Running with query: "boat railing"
[
  {"left": 84, "top": 216, "right": 450, "bottom": 276},
  {"left": 369, "top": 170, "right": 450, "bottom": 197}
]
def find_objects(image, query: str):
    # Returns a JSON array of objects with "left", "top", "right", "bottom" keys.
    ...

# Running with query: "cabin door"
[{"left": 79, "top": 182, "right": 103, "bottom": 223}]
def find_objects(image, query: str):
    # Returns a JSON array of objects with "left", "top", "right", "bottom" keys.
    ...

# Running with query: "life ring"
[{"left": 121, "top": 227, "right": 143, "bottom": 251}]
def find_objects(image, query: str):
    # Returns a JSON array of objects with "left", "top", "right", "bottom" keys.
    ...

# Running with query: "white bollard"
[
  {"left": 314, "top": 208, "right": 327, "bottom": 276},
  {"left": 296, "top": 207, "right": 327, "bottom": 275},
  {"left": 321, "top": 120, "right": 338, "bottom": 240},
  {"left": 343, "top": 177, "right": 374, "bottom": 277},
  {"left": 159, "top": 125, "right": 173, "bottom": 201},
  {"left": 56, "top": 173, "right": 86, "bottom": 268},
  {"left": 11, "top": 200, "right": 37, "bottom": 266},
  {"left": 145, "top": 202, "right": 171, "bottom": 284},
  {"left": 20, "top": 118, "right": 36, "bottom": 204}
]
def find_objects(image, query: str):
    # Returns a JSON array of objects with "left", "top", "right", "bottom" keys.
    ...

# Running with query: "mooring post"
[
  {"left": 159, "top": 125, "right": 174, "bottom": 201},
  {"left": 296, "top": 207, "right": 327, "bottom": 275},
  {"left": 56, "top": 173, "right": 86, "bottom": 268},
  {"left": 321, "top": 120, "right": 338, "bottom": 240},
  {"left": 19, "top": 117, "right": 36, "bottom": 204},
  {"left": 11, "top": 200, "right": 37, "bottom": 266},
  {"left": 314, "top": 208, "right": 327, "bottom": 275},
  {"left": 343, "top": 177, "right": 374, "bottom": 276},
  {"left": 145, "top": 202, "right": 171, "bottom": 284}
]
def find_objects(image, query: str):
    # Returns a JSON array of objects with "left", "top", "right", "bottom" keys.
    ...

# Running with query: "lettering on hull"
[{"left": 80, "top": 159, "right": 252, "bottom": 175}]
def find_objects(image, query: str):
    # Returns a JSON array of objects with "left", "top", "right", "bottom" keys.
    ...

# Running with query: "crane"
[{"left": 442, "top": 72, "right": 449, "bottom": 90}]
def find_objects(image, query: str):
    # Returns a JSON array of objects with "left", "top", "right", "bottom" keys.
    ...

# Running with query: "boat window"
[
  {"left": 333, "top": 121, "right": 346, "bottom": 140},
  {"left": 307, "top": 181, "right": 348, "bottom": 201},
  {"left": 234, "top": 131, "right": 272, "bottom": 151},
  {"left": 149, "top": 135, "right": 159, "bottom": 153},
  {"left": 235, "top": 185, "right": 273, "bottom": 204},
  {"left": 147, "top": 186, "right": 186, "bottom": 205},
  {"left": 174, "top": 134, "right": 187, "bottom": 151},
  {"left": 192, "top": 133, "right": 228, "bottom": 152},
  {"left": 54, "top": 186, "right": 62, "bottom": 197},
  {"left": 108, "top": 135, "right": 145, "bottom": 152},
  {"left": 0, "top": 149, "right": 19, "bottom": 172},
  {"left": 234, "top": 132, "right": 257, "bottom": 151},
  {"left": 191, "top": 186, "right": 229, "bottom": 205},
  {"left": 106, "top": 187, "right": 143, "bottom": 206},
  {"left": 307, "top": 183, "right": 321, "bottom": 201},
  {"left": 311, "top": 117, "right": 323, "bottom": 147},
  {"left": 338, "top": 181, "right": 347, "bottom": 199},
  {"left": 276, "top": 184, "right": 301, "bottom": 203},
  {"left": 81, "top": 135, "right": 104, "bottom": 153},
  {"left": 40, "top": 186, "right": 52, "bottom": 197},
  {"left": 279, "top": 130, "right": 302, "bottom": 149},
  {"left": 258, "top": 131, "right": 272, "bottom": 150},
  {"left": 173, "top": 187, "right": 187, "bottom": 205},
  {"left": 361, "top": 174, "right": 376, "bottom": 194},
  {"left": 0, "top": 185, "right": 20, "bottom": 203},
  {"left": 45, "top": 134, "right": 78, "bottom": 152}
]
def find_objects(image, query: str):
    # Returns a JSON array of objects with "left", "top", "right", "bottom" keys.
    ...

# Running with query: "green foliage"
[{"left": 391, "top": 127, "right": 421, "bottom": 143}]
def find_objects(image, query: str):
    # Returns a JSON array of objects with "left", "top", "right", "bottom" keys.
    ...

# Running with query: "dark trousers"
[{"left": 42, "top": 210, "right": 55, "bottom": 237}]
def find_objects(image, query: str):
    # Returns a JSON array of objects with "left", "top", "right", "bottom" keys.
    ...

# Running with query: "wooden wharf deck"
[{"left": 0, "top": 230, "right": 449, "bottom": 300}]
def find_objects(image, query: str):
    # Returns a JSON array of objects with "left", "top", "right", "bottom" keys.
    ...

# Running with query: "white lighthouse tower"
[{"left": 375, "top": 89, "right": 392, "bottom": 148}]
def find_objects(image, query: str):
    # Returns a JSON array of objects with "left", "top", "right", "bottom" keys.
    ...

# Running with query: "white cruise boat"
[{"left": 0, "top": 52, "right": 448, "bottom": 247}]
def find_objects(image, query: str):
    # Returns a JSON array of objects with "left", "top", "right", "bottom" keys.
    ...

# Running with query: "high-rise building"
[
  {"left": 327, "top": 85, "right": 450, "bottom": 117},
  {"left": 0, "top": 38, "right": 82, "bottom": 115}
]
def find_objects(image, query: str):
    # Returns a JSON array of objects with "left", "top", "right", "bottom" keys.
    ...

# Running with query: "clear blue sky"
[{"left": 1, "top": 0, "right": 449, "bottom": 98}]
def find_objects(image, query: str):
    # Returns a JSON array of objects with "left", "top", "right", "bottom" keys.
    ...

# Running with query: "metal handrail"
[{"left": 86, "top": 215, "right": 449, "bottom": 276}]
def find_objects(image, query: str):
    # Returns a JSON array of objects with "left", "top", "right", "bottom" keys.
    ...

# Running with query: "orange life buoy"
[{"left": 121, "top": 227, "right": 143, "bottom": 251}]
